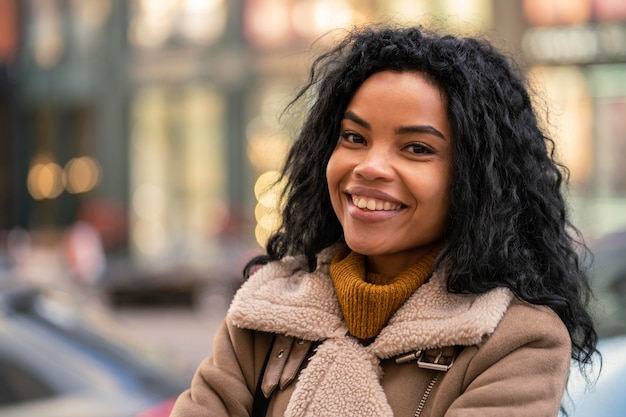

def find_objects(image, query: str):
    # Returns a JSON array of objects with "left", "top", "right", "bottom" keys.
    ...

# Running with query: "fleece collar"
[
  {"left": 227, "top": 246, "right": 513, "bottom": 417},
  {"left": 228, "top": 246, "right": 513, "bottom": 358}
]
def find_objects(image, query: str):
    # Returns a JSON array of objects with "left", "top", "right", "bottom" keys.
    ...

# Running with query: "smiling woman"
[
  {"left": 170, "top": 24, "right": 599, "bottom": 417},
  {"left": 326, "top": 71, "right": 451, "bottom": 277}
]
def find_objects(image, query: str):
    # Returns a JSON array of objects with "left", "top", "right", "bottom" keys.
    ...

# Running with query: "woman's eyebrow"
[
  {"left": 343, "top": 111, "right": 370, "bottom": 129},
  {"left": 343, "top": 110, "right": 446, "bottom": 140},
  {"left": 396, "top": 125, "right": 446, "bottom": 140}
]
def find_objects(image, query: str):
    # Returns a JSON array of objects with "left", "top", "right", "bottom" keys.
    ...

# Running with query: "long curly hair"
[{"left": 248, "top": 25, "right": 598, "bottom": 371}]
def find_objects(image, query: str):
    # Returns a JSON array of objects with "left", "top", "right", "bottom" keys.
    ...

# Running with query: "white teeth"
[{"left": 351, "top": 195, "right": 401, "bottom": 211}]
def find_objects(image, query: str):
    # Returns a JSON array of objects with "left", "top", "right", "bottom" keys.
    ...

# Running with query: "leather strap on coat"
[
  {"left": 253, "top": 335, "right": 314, "bottom": 416},
  {"left": 252, "top": 334, "right": 275, "bottom": 417}
]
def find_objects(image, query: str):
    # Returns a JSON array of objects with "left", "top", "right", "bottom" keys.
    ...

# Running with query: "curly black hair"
[{"left": 248, "top": 25, "right": 598, "bottom": 373}]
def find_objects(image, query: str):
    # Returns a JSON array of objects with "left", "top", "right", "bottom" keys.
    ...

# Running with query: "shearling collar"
[
  {"left": 228, "top": 246, "right": 513, "bottom": 358},
  {"left": 228, "top": 246, "right": 514, "bottom": 417}
]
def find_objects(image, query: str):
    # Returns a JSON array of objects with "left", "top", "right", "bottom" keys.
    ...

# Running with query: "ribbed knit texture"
[{"left": 330, "top": 246, "right": 440, "bottom": 340}]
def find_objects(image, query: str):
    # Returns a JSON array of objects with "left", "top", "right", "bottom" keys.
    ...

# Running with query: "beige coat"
[{"left": 171, "top": 247, "right": 571, "bottom": 416}]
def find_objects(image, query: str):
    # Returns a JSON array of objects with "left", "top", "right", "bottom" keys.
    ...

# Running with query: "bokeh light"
[
  {"left": 64, "top": 156, "right": 102, "bottom": 194},
  {"left": 27, "top": 159, "right": 65, "bottom": 200},
  {"left": 253, "top": 170, "right": 284, "bottom": 247}
]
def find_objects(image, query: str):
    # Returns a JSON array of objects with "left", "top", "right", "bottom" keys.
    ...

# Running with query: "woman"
[{"left": 171, "top": 25, "right": 598, "bottom": 417}]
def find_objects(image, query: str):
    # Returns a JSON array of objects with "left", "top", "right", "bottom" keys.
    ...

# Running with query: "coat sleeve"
[
  {"left": 169, "top": 319, "right": 273, "bottom": 417},
  {"left": 443, "top": 300, "right": 572, "bottom": 417}
]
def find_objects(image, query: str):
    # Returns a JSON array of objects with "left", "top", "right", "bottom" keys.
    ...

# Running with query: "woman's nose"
[{"left": 353, "top": 148, "right": 393, "bottom": 181}]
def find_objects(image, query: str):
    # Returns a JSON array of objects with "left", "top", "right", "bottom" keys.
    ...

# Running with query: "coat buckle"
[{"left": 416, "top": 348, "right": 456, "bottom": 372}]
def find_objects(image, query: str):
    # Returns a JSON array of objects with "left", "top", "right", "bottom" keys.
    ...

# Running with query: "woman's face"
[{"left": 326, "top": 70, "right": 452, "bottom": 277}]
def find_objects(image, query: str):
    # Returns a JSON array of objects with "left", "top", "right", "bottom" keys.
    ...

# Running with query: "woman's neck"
[{"left": 364, "top": 241, "right": 444, "bottom": 277}]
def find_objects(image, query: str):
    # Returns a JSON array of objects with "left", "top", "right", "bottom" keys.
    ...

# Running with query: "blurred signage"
[
  {"left": 523, "top": 0, "right": 626, "bottom": 26},
  {"left": 0, "top": 0, "right": 17, "bottom": 63},
  {"left": 523, "top": 0, "right": 591, "bottom": 26},
  {"left": 594, "top": 0, "right": 626, "bottom": 22},
  {"left": 522, "top": 23, "right": 626, "bottom": 64}
]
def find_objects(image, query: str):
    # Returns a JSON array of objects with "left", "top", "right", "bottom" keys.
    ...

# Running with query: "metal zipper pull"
[{"left": 395, "top": 350, "right": 422, "bottom": 364}]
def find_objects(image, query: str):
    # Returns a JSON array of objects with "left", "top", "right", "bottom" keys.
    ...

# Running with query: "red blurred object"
[
  {"left": 76, "top": 197, "right": 129, "bottom": 252},
  {"left": 0, "top": 0, "right": 18, "bottom": 63},
  {"left": 136, "top": 398, "right": 177, "bottom": 417}
]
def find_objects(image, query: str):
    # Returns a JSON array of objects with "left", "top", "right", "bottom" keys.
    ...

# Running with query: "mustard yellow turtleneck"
[{"left": 329, "top": 246, "right": 440, "bottom": 340}]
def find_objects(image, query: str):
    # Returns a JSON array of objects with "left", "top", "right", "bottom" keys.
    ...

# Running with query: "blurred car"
[
  {"left": 101, "top": 255, "right": 245, "bottom": 308},
  {"left": 562, "top": 228, "right": 626, "bottom": 416},
  {"left": 588, "top": 229, "right": 626, "bottom": 337},
  {"left": 0, "top": 284, "right": 187, "bottom": 417},
  {"left": 563, "top": 335, "right": 626, "bottom": 417}
]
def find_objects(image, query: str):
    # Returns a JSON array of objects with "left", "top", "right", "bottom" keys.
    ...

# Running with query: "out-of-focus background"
[{"left": 0, "top": 1, "right": 625, "bottom": 416}]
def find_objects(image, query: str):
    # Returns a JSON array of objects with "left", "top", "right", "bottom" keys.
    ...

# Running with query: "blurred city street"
[
  {"left": 2, "top": 0, "right": 626, "bottom": 416},
  {"left": 112, "top": 292, "right": 231, "bottom": 380}
]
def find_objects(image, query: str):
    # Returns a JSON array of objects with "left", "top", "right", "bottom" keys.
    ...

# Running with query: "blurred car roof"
[
  {"left": 564, "top": 335, "right": 626, "bottom": 417},
  {"left": 0, "top": 283, "right": 187, "bottom": 417}
]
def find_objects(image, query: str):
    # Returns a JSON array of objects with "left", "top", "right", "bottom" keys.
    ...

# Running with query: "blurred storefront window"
[
  {"left": 528, "top": 65, "right": 593, "bottom": 187},
  {"left": 128, "top": 0, "right": 227, "bottom": 49},
  {"left": 6, "top": 0, "right": 127, "bottom": 268},
  {"left": 381, "top": 0, "right": 492, "bottom": 32},
  {"left": 243, "top": 0, "right": 360, "bottom": 50},
  {"left": 29, "top": 0, "right": 65, "bottom": 69},
  {"left": 588, "top": 65, "right": 626, "bottom": 196},
  {"left": 22, "top": 105, "right": 104, "bottom": 228},
  {"left": 521, "top": 0, "right": 626, "bottom": 238},
  {"left": 130, "top": 85, "right": 226, "bottom": 265}
]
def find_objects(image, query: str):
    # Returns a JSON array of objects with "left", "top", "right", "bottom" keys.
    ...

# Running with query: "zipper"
[{"left": 413, "top": 373, "right": 441, "bottom": 417}]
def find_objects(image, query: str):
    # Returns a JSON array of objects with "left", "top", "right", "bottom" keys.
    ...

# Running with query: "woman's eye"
[
  {"left": 340, "top": 132, "right": 365, "bottom": 144},
  {"left": 405, "top": 143, "right": 433, "bottom": 155}
]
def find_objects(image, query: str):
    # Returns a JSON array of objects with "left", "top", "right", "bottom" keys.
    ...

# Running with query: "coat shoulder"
[
  {"left": 498, "top": 298, "right": 570, "bottom": 346},
  {"left": 467, "top": 296, "right": 572, "bottom": 376}
]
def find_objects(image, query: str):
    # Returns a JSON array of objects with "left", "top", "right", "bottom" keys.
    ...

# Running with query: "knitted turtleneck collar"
[{"left": 329, "top": 246, "right": 440, "bottom": 340}]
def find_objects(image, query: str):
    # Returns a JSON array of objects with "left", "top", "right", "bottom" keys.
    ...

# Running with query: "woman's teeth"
[{"left": 351, "top": 195, "right": 401, "bottom": 211}]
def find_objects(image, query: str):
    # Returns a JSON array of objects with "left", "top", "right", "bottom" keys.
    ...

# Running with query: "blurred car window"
[{"left": 0, "top": 359, "right": 55, "bottom": 405}]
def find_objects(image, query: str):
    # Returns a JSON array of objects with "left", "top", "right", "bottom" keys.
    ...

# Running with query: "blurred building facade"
[{"left": 0, "top": 0, "right": 625, "bottom": 275}]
